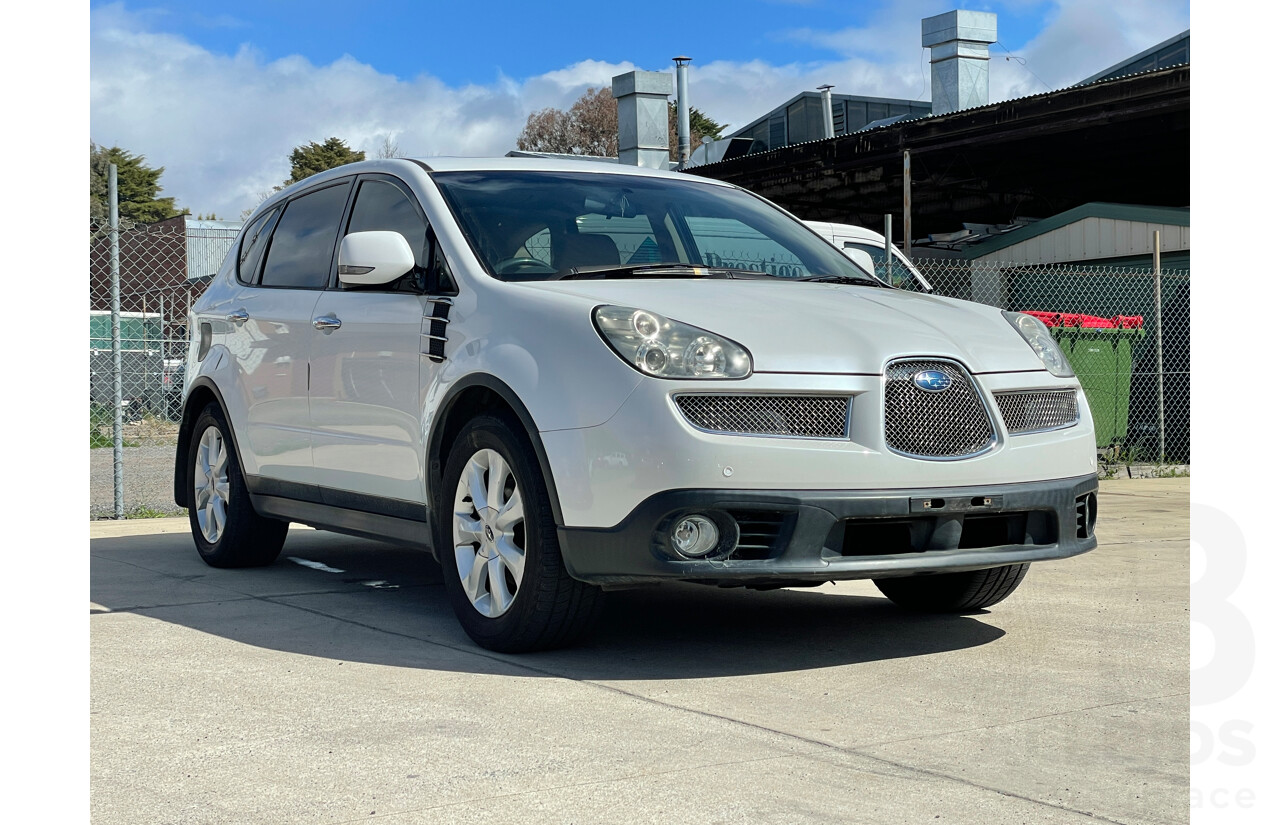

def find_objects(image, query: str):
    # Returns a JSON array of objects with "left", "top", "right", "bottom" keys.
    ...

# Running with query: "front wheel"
[
  {"left": 438, "top": 414, "right": 601, "bottom": 652},
  {"left": 873, "top": 564, "right": 1030, "bottom": 612}
]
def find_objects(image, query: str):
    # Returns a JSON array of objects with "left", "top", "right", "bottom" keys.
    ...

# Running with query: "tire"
[
  {"left": 438, "top": 414, "right": 602, "bottom": 652},
  {"left": 873, "top": 563, "right": 1030, "bottom": 612},
  {"left": 187, "top": 403, "right": 288, "bottom": 568}
]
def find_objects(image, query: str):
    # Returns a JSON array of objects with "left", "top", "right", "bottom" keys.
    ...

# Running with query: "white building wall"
[{"left": 977, "top": 219, "right": 1189, "bottom": 265}]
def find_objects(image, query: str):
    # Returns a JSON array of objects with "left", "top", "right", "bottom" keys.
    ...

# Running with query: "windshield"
[{"left": 431, "top": 170, "right": 877, "bottom": 283}]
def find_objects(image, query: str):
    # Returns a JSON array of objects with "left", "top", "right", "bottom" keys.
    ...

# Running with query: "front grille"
[
  {"left": 995, "top": 390, "right": 1079, "bottom": 434},
  {"left": 883, "top": 359, "right": 995, "bottom": 459},
  {"left": 674, "top": 394, "right": 850, "bottom": 438}
]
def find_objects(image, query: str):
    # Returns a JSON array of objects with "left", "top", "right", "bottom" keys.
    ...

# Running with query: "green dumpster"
[{"left": 1051, "top": 327, "right": 1146, "bottom": 449}]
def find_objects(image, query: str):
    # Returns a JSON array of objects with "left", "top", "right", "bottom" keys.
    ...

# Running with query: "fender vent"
[{"left": 422, "top": 297, "right": 451, "bottom": 362}]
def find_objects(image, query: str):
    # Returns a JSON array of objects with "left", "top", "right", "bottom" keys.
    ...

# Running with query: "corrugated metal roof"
[
  {"left": 1077, "top": 29, "right": 1190, "bottom": 86},
  {"left": 685, "top": 60, "right": 1190, "bottom": 172}
]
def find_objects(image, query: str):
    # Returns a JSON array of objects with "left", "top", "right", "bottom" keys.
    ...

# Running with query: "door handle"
[
  {"left": 226, "top": 309, "right": 249, "bottom": 326},
  {"left": 313, "top": 315, "right": 342, "bottom": 331}
]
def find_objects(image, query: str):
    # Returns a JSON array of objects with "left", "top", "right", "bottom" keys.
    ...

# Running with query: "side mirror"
[
  {"left": 338, "top": 231, "right": 415, "bottom": 286},
  {"left": 843, "top": 247, "right": 877, "bottom": 278}
]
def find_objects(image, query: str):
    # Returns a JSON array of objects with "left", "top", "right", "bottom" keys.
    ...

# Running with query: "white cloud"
[
  {"left": 988, "top": 0, "right": 1189, "bottom": 99},
  {"left": 90, "top": 4, "right": 638, "bottom": 218},
  {"left": 90, "top": 0, "right": 1188, "bottom": 219}
]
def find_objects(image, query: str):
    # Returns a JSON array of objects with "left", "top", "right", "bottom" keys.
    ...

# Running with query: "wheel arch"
[
  {"left": 427, "top": 374, "right": 565, "bottom": 535},
  {"left": 173, "top": 378, "right": 246, "bottom": 509}
]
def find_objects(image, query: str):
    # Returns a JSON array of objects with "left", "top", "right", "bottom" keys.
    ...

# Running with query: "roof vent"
[{"left": 612, "top": 70, "right": 673, "bottom": 169}]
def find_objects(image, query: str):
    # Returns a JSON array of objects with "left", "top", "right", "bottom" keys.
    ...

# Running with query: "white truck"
[{"left": 804, "top": 221, "right": 932, "bottom": 292}]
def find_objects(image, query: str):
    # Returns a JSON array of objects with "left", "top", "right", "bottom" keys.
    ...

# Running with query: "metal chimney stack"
[
  {"left": 613, "top": 70, "right": 673, "bottom": 168},
  {"left": 818, "top": 85, "right": 835, "bottom": 139},
  {"left": 673, "top": 56, "right": 691, "bottom": 167},
  {"left": 921, "top": 10, "right": 997, "bottom": 115}
]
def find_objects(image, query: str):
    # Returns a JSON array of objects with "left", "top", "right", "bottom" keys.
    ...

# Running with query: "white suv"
[{"left": 174, "top": 157, "right": 1098, "bottom": 652}]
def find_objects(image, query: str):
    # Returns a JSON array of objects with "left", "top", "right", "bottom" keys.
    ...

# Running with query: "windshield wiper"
[
  {"left": 557, "top": 264, "right": 775, "bottom": 281},
  {"left": 796, "top": 274, "right": 886, "bottom": 287}
]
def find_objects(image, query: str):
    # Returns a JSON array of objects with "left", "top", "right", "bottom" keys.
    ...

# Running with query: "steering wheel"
[{"left": 495, "top": 257, "right": 556, "bottom": 277}]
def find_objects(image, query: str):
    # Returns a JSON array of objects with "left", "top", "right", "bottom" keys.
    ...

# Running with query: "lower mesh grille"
[
  {"left": 674, "top": 394, "right": 850, "bottom": 438},
  {"left": 996, "top": 390, "right": 1079, "bottom": 434},
  {"left": 883, "top": 359, "right": 995, "bottom": 459}
]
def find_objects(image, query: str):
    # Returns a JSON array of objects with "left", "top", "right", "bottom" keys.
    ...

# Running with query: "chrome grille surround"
[
  {"left": 883, "top": 358, "right": 997, "bottom": 460},
  {"left": 994, "top": 390, "right": 1080, "bottom": 435},
  {"left": 674, "top": 394, "right": 851, "bottom": 439}
]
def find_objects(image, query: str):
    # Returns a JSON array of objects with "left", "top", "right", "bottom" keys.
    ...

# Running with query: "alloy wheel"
[
  {"left": 193, "top": 426, "right": 231, "bottom": 543},
  {"left": 452, "top": 448, "right": 527, "bottom": 618}
]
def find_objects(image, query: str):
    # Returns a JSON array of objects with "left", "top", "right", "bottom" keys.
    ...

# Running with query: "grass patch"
[
  {"left": 89, "top": 403, "right": 140, "bottom": 448},
  {"left": 124, "top": 505, "right": 186, "bottom": 519}
]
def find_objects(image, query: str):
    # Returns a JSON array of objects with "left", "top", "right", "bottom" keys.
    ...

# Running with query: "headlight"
[
  {"left": 593, "top": 306, "right": 752, "bottom": 379},
  {"left": 1003, "top": 311, "right": 1074, "bottom": 377}
]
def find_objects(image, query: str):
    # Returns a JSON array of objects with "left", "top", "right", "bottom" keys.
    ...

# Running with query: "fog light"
[{"left": 670, "top": 515, "right": 720, "bottom": 558}]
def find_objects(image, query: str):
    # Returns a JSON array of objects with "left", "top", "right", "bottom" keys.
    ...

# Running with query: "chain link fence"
[
  {"left": 909, "top": 257, "right": 1190, "bottom": 471},
  {"left": 88, "top": 223, "right": 1189, "bottom": 518},
  {"left": 89, "top": 220, "right": 229, "bottom": 518}
]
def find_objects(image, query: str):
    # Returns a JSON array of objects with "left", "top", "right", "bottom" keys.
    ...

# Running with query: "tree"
[
  {"left": 375, "top": 134, "right": 402, "bottom": 159},
  {"left": 516, "top": 87, "right": 726, "bottom": 162},
  {"left": 89, "top": 142, "right": 186, "bottom": 226},
  {"left": 286, "top": 137, "right": 365, "bottom": 185},
  {"left": 668, "top": 105, "right": 727, "bottom": 159},
  {"left": 517, "top": 87, "right": 617, "bottom": 157}
]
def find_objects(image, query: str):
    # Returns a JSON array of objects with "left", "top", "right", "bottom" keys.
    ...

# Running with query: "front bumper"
[
  {"left": 541, "top": 370, "right": 1097, "bottom": 529},
  {"left": 557, "top": 474, "right": 1098, "bottom": 586}
]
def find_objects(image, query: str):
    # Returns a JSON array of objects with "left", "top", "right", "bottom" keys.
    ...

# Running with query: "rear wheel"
[
  {"left": 187, "top": 403, "right": 288, "bottom": 568},
  {"left": 873, "top": 564, "right": 1029, "bottom": 612},
  {"left": 438, "top": 414, "right": 601, "bottom": 652}
]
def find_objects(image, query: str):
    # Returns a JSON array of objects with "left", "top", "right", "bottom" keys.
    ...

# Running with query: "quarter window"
[
  {"left": 260, "top": 181, "right": 353, "bottom": 289},
  {"left": 236, "top": 206, "right": 280, "bottom": 284},
  {"left": 346, "top": 179, "right": 430, "bottom": 268}
]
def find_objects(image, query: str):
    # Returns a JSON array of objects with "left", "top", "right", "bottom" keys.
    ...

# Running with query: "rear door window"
[{"left": 260, "top": 180, "right": 353, "bottom": 289}]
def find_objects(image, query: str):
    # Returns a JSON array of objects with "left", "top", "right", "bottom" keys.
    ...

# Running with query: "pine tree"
[
  {"left": 89, "top": 142, "right": 186, "bottom": 226},
  {"left": 286, "top": 137, "right": 366, "bottom": 185}
]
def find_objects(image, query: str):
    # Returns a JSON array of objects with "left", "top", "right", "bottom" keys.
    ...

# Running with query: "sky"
[{"left": 89, "top": 0, "right": 1190, "bottom": 220}]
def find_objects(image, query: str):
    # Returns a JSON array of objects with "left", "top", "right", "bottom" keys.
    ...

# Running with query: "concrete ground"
[{"left": 90, "top": 478, "right": 1188, "bottom": 824}]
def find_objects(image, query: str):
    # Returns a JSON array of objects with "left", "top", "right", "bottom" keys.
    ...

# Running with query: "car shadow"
[{"left": 91, "top": 528, "right": 1005, "bottom": 681}]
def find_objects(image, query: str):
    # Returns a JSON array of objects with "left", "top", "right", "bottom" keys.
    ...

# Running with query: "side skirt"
[{"left": 245, "top": 476, "right": 433, "bottom": 552}]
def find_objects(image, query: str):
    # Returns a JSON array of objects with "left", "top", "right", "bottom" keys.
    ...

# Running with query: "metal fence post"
[
  {"left": 1154, "top": 230, "right": 1165, "bottom": 462},
  {"left": 903, "top": 149, "right": 912, "bottom": 260},
  {"left": 883, "top": 214, "right": 893, "bottom": 283},
  {"left": 109, "top": 163, "right": 124, "bottom": 519}
]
